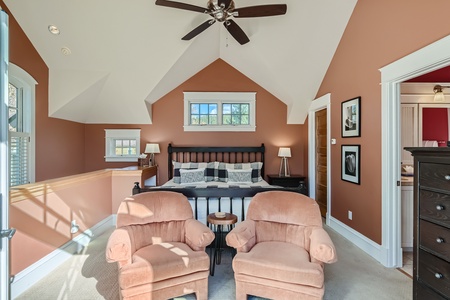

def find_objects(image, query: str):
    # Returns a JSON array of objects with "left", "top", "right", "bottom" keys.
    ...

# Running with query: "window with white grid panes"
[
  {"left": 8, "top": 82, "right": 30, "bottom": 186},
  {"left": 222, "top": 103, "right": 249, "bottom": 125},
  {"left": 183, "top": 92, "right": 256, "bottom": 132},
  {"left": 104, "top": 129, "right": 141, "bottom": 162}
]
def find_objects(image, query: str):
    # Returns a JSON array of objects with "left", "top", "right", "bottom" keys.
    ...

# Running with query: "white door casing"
[
  {"left": 308, "top": 93, "right": 331, "bottom": 224},
  {"left": 380, "top": 33, "right": 450, "bottom": 267}
]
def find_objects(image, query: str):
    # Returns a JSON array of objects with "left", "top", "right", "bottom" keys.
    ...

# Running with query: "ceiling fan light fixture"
[{"left": 155, "top": 0, "right": 286, "bottom": 45}]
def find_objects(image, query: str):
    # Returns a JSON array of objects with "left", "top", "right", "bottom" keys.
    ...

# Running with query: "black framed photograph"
[
  {"left": 341, "top": 145, "right": 360, "bottom": 184},
  {"left": 341, "top": 96, "right": 361, "bottom": 137}
]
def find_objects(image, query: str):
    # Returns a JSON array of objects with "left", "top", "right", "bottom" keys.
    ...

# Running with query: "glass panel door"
[{"left": 0, "top": 8, "right": 12, "bottom": 300}]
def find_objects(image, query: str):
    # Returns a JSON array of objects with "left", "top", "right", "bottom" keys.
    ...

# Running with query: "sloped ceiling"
[{"left": 4, "top": 0, "right": 357, "bottom": 124}]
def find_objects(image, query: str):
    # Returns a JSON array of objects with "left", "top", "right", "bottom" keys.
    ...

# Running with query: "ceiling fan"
[{"left": 155, "top": 0, "right": 287, "bottom": 45}]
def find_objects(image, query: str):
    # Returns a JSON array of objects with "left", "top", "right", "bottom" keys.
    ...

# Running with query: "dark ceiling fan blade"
[
  {"left": 224, "top": 20, "right": 249, "bottom": 45},
  {"left": 234, "top": 4, "right": 287, "bottom": 18},
  {"left": 218, "top": 0, "right": 232, "bottom": 9},
  {"left": 155, "top": 0, "right": 208, "bottom": 13},
  {"left": 182, "top": 19, "right": 216, "bottom": 40}
]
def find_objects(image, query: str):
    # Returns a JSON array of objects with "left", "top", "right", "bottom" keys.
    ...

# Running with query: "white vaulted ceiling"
[{"left": 4, "top": 0, "right": 357, "bottom": 124}]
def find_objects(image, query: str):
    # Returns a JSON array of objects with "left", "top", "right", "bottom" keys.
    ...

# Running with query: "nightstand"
[{"left": 267, "top": 174, "right": 308, "bottom": 195}]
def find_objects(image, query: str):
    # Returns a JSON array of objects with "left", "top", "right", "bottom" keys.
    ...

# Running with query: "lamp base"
[
  {"left": 279, "top": 157, "right": 290, "bottom": 177},
  {"left": 149, "top": 153, "right": 156, "bottom": 166}
]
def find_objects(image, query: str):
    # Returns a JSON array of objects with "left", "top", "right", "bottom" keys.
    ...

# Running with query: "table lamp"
[
  {"left": 278, "top": 147, "right": 291, "bottom": 177},
  {"left": 145, "top": 143, "right": 160, "bottom": 166}
]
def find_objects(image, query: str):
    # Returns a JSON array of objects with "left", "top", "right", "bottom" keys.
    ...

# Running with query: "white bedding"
[{"left": 162, "top": 178, "right": 271, "bottom": 188}]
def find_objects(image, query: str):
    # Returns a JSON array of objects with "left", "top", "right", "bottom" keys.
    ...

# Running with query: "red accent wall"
[
  {"left": 407, "top": 65, "right": 450, "bottom": 82},
  {"left": 423, "top": 108, "right": 448, "bottom": 147}
]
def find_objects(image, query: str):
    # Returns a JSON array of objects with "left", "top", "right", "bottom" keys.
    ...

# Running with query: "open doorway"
[
  {"left": 380, "top": 34, "right": 450, "bottom": 268},
  {"left": 399, "top": 78, "right": 450, "bottom": 275}
]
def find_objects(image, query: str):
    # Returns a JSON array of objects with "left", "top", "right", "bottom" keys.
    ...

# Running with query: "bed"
[{"left": 132, "top": 143, "right": 306, "bottom": 224}]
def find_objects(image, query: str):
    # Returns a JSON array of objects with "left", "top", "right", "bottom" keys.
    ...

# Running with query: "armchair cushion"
[
  {"left": 232, "top": 241, "right": 324, "bottom": 288},
  {"left": 119, "top": 242, "right": 210, "bottom": 290},
  {"left": 310, "top": 227, "right": 338, "bottom": 264},
  {"left": 226, "top": 220, "right": 256, "bottom": 253}
]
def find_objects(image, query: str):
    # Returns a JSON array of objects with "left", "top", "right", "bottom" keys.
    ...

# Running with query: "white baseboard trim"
[
  {"left": 11, "top": 215, "right": 115, "bottom": 299},
  {"left": 328, "top": 216, "right": 390, "bottom": 267}
]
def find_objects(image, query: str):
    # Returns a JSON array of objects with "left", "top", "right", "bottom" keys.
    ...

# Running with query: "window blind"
[{"left": 9, "top": 132, "right": 29, "bottom": 186}]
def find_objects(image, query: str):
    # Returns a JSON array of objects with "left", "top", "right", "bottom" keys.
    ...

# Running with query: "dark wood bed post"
[
  {"left": 260, "top": 143, "right": 265, "bottom": 179},
  {"left": 168, "top": 143, "right": 174, "bottom": 179}
]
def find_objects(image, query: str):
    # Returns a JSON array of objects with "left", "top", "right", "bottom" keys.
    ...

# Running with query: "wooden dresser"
[{"left": 406, "top": 147, "right": 450, "bottom": 299}]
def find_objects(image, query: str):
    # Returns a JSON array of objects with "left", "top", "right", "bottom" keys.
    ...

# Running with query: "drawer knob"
[
  {"left": 445, "top": 175, "right": 450, "bottom": 180},
  {"left": 436, "top": 237, "right": 445, "bottom": 243},
  {"left": 436, "top": 205, "right": 445, "bottom": 211},
  {"left": 435, "top": 273, "right": 443, "bottom": 279}
]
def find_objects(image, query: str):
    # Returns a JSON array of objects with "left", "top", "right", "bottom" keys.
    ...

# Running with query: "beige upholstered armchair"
[
  {"left": 226, "top": 191, "right": 337, "bottom": 300},
  {"left": 106, "top": 191, "right": 215, "bottom": 300}
]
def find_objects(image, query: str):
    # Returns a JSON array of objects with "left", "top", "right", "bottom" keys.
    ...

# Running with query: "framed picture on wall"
[
  {"left": 341, "top": 96, "right": 361, "bottom": 137},
  {"left": 341, "top": 145, "right": 360, "bottom": 184}
]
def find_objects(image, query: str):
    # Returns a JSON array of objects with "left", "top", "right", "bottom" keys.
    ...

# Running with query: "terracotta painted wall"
[
  {"left": 317, "top": 0, "right": 450, "bottom": 244},
  {"left": 3, "top": 1, "right": 85, "bottom": 182},
  {"left": 84, "top": 59, "right": 309, "bottom": 184},
  {"left": 9, "top": 170, "right": 117, "bottom": 275}
]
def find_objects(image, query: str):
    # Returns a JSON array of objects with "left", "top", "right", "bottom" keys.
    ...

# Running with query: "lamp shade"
[
  {"left": 145, "top": 143, "right": 160, "bottom": 154},
  {"left": 278, "top": 147, "right": 291, "bottom": 157},
  {"left": 434, "top": 91, "right": 445, "bottom": 102}
]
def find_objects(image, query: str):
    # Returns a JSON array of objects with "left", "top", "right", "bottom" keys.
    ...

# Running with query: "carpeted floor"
[{"left": 15, "top": 225, "right": 412, "bottom": 300}]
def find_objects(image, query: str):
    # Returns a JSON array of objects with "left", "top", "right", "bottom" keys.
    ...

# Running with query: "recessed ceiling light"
[{"left": 48, "top": 25, "right": 60, "bottom": 35}]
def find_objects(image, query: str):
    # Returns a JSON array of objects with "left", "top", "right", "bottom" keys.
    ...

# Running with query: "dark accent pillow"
[
  {"left": 217, "top": 162, "right": 263, "bottom": 183},
  {"left": 172, "top": 161, "right": 218, "bottom": 183}
]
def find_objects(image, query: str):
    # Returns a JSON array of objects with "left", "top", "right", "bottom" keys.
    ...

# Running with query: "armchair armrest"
[
  {"left": 106, "top": 227, "right": 135, "bottom": 267},
  {"left": 309, "top": 227, "right": 337, "bottom": 264},
  {"left": 184, "top": 219, "right": 215, "bottom": 251},
  {"left": 226, "top": 220, "right": 256, "bottom": 253}
]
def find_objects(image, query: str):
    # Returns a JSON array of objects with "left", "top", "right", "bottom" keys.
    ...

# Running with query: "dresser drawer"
[
  {"left": 420, "top": 220, "right": 450, "bottom": 261},
  {"left": 420, "top": 163, "right": 450, "bottom": 191},
  {"left": 420, "top": 190, "right": 450, "bottom": 226},
  {"left": 417, "top": 281, "right": 449, "bottom": 300},
  {"left": 419, "top": 249, "right": 450, "bottom": 297}
]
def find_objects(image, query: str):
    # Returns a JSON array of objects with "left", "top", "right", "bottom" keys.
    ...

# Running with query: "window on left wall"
[
  {"left": 104, "top": 129, "right": 141, "bottom": 162},
  {"left": 8, "top": 64, "right": 36, "bottom": 187}
]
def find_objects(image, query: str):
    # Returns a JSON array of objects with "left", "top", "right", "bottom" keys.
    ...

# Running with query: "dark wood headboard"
[{"left": 167, "top": 143, "right": 265, "bottom": 179}]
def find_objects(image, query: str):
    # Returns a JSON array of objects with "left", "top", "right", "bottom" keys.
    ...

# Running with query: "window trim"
[
  {"left": 104, "top": 129, "right": 141, "bottom": 162},
  {"left": 183, "top": 92, "right": 256, "bottom": 132},
  {"left": 9, "top": 63, "right": 37, "bottom": 185}
]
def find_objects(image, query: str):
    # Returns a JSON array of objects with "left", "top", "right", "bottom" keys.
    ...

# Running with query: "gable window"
[
  {"left": 8, "top": 64, "right": 36, "bottom": 187},
  {"left": 184, "top": 92, "right": 256, "bottom": 132},
  {"left": 104, "top": 129, "right": 141, "bottom": 162}
]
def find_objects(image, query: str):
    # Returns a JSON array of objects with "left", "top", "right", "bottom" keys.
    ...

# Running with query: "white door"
[{"left": 1, "top": 9, "right": 14, "bottom": 300}]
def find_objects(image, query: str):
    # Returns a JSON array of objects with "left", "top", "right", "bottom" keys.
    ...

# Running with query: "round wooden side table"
[{"left": 207, "top": 212, "right": 238, "bottom": 276}]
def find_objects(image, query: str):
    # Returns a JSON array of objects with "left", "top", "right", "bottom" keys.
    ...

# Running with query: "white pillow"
[
  {"left": 227, "top": 169, "right": 253, "bottom": 183},
  {"left": 179, "top": 168, "right": 206, "bottom": 184}
]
